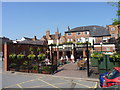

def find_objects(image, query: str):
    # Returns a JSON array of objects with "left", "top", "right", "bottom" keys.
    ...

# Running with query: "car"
[
  {"left": 102, "top": 67, "right": 120, "bottom": 88},
  {"left": 99, "top": 72, "right": 108, "bottom": 87}
]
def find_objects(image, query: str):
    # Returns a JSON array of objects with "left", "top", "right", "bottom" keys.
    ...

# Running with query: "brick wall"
[{"left": 3, "top": 42, "right": 47, "bottom": 71}]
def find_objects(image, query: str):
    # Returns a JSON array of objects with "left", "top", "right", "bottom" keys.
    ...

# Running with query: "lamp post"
[
  {"left": 50, "top": 44, "right": 54, "bottom": 74},
  {"left": 86, "top": 39, "right": 90, "bottom": 77},
  {"left": 100, "top": 42, "right": 103, "bottom": 52},
  {"left": 118, "top": 25, "right": 120, "bottom": 38}
]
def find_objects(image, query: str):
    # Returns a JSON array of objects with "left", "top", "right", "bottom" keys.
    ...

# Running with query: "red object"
[{"left": 103, "top": 67, "right": 120, "bottom": 88}]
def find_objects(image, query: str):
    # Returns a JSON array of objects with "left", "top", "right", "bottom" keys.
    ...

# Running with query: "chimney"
[
  {"left": 55, "top": 27, "right": 59, "bottom": 39},
  {"left": 46, "top": 30, "right": 50, "bottom": 39},
  {"left": 33, "top": 36, "right": 37, "bottom": 41},
  {"left": 67, "top": 26, "right": 70, "bottom": 31}
]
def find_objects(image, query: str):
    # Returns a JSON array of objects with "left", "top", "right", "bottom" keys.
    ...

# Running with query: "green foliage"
[
  {"left": 9, "top": 63, "right": 16, "bottom": 68},
  {"left": 109, "top": 1, "right": 120, "bottom": 25},
  {"left": 91, "top": 52, "right": 103, "bottom": 60},
  {"left": 63, "top": 41, "right": 73, "bottom": 44},
  {"left": 9, "top": 54, "right": 16, "bottom": 60},
  {"left": 23, "top": 61, "right": 28, "bottom": 65},
  {"left": 17, "top": 54, "right": 24, "bottom": 60},
  {"left": 32, "top": 66, "right": 38, "bottom": 70},
  {"left": 37, "top": 47, "right": 41, "bottom": 52},
  {"left": 76, "top": 42, "right": 91, "bottom": 45},
  {"left": 52, "top": 43, "right": 56, "bottom": 46},
  {"left": 27, "top": 54, "right": 36, "bottom": 59},
  {"left": 37, "top": 53, "right": 46, "bottom": 60},
  {"left": 29, "top": 47, "right": 34, "bottom": 54},
  {"left": 112, "top": 19, "right": 120, "bottom": 25},
  {"left": 42, "top": 66, "right": 51, "bottom": 72},
  {"left": 110, "top": 53, "right": 120, "bottom": 61}
]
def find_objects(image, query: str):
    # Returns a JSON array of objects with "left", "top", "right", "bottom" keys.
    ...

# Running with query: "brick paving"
[{"left": 54, "top": 63, "right": 88, "bottom": 78}]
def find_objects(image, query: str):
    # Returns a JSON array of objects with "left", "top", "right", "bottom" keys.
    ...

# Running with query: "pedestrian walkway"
[{"left": 54, "top": 63, "right": 88, "bottom": 78}]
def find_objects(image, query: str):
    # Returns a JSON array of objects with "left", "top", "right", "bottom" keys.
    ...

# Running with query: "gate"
[{"left": 98, "top": 55, "right": 120, "bottom": 74}]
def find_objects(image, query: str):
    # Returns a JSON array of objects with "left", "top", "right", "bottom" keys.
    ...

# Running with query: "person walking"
[{"left": 71, "top": 54, "right": 75, "bottom": 63}]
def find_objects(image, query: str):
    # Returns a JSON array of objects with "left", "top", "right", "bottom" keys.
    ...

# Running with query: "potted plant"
[
  {"left": 20, "top": 61, "right": 28, "bottom": 72},
  {"left": 32, "top": 66, "right": 38, "bottom": 73},
  {"left": 41, "top": 66, "right": 51, "bottom": 74},
  {"left": 9, "top": 63, "right": 17, "bottom": 71}
]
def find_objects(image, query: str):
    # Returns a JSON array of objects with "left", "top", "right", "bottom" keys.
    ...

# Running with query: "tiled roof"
[
  {"left": 18, "top": 40, "right": 47, "bottom": 45},
  {"left": 50, "top": 35, "right": 55, "bottom": 39},
  {"left": 65, "top": 25, "right": 111, "bottom": 37}
]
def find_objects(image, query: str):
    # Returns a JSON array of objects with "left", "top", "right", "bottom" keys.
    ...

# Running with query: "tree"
[{"left": 109, "top": 1, "right": 120, "bottom": 25}]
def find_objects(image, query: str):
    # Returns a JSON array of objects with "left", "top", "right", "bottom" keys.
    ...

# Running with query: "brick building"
[
  {"left": 41, "top": 25, "right": 116, "bottom": 60},
  {"left": 40, "top": 29, "right": 61, "bottom": 45},
  {"left": 3, "top": 39, "right": 48, "bottom": 71},
  {"left": 106, "top": 25, "right": 120, "bottom": 39}
]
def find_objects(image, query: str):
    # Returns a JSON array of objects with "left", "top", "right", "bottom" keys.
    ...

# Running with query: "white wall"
[{"left": 48, "top": 40, "right": 54, "bottom": 45}]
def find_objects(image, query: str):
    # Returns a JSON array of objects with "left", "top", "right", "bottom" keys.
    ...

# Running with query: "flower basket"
[
  {"left": 37, "top": 53, "right": 45, "bottom": 60},
  {"left": 27, "top": 54, "right": 36, "bottom": 60},
  {"left": 9, "top": 54, "right": 16, "bottom": 60},
  {"left": 17, "top": 54, "right": 24, "bottom": 60}
]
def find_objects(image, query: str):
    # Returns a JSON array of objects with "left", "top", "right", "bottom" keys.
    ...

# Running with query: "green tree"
[{"left": 109, "top": 1, "right": 120, "bottom": 25}]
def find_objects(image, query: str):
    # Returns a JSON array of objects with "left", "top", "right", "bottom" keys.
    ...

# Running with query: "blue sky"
[{"left": 2, "top": 2, "right": 117, "bottom": 40}]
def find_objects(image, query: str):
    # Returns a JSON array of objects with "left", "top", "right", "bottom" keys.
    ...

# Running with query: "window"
[
  {"left": 84, "top": 31, "right": 89, "bottom": 34},
  {"left": 106, "top": 69, "right": 120, "bottom": 79},
  {"left": 68, "top": 33, "right": 72, "bottom": 35},
  {"left": 106, "top": 47, "right": 110, "bottom": 51},
  {"left": 76, "top": 38, "right": 81, "bottom": 42},
  {"left": 111, "top": 33, "right": 115, "bottom": 37},
  {"left": 67, "top": 39, "right": 72, "bottom": 42},
  {"left": 111, "top": 27, "right": 115, "bottom": 31},
  {"left": 76, "top": 32, "right": 81, "bottom": 35}
]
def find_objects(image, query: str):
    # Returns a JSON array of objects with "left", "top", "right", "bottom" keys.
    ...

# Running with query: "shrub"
[
  {"left": 9, "top": 63, "right": 16, "bottom": 68},
  {"left": 32, "top": 66, "right": 38, "bottom": 70},
  {"left": 42, "top": 66, "right": 51, "bottom": 72}
]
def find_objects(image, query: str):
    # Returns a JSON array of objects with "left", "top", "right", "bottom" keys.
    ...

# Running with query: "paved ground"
[
  {"left": 55, "top": 63, "right": 88, "bottom": 78},
  {"left": 1, "top": 62, "right": 99, "bottom": 89},
  {"left": 1, "top": 58, "right": 99, "bottom": 89},
  {"left": 2, "top": 71, "right": 98, "bottom": 89}
]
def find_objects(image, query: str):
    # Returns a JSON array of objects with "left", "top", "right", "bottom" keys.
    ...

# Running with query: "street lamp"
[
  {"left": 86, "top": 38, "right": 90, "bottom": 77},
  {"left": 118, "top": 25, "right": 120, "bottom": 38},
  {"left": 50, "top": 44, "right": 54, "bottom": 74},
  {"left": 100, "top": 42, "right": 103, "bottom": 52}
]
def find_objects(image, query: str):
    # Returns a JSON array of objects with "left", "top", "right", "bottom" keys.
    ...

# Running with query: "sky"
[{"left": 2, "top": 2, "right": 118, "bottom": 40}]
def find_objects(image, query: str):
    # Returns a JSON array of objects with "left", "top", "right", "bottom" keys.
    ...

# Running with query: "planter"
[
  {"left": 32, "top": 70, "right": 38, "bottom": 73},
  {"left": 9, "top": 68, "right": 15, "bottom": 71},
  {"left": 19, "top": 69, "right": 27, "bottom": 72},
  {"left": 42, "top": 71, "right": 50, "bottom": 74}
]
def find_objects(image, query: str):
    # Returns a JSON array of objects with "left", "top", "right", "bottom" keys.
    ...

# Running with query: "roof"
[
  {"left": 18, "top": 40, "right": 47, "bottom": 45},
  {"left": 65, "top": 25, "right": 111, "bottom": 37},
  {"left": 50, "top": 35, "right": 55, "bottom": 39},
  {"left": 23, "top": 37, "right": 32, "bottom": 40}
]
